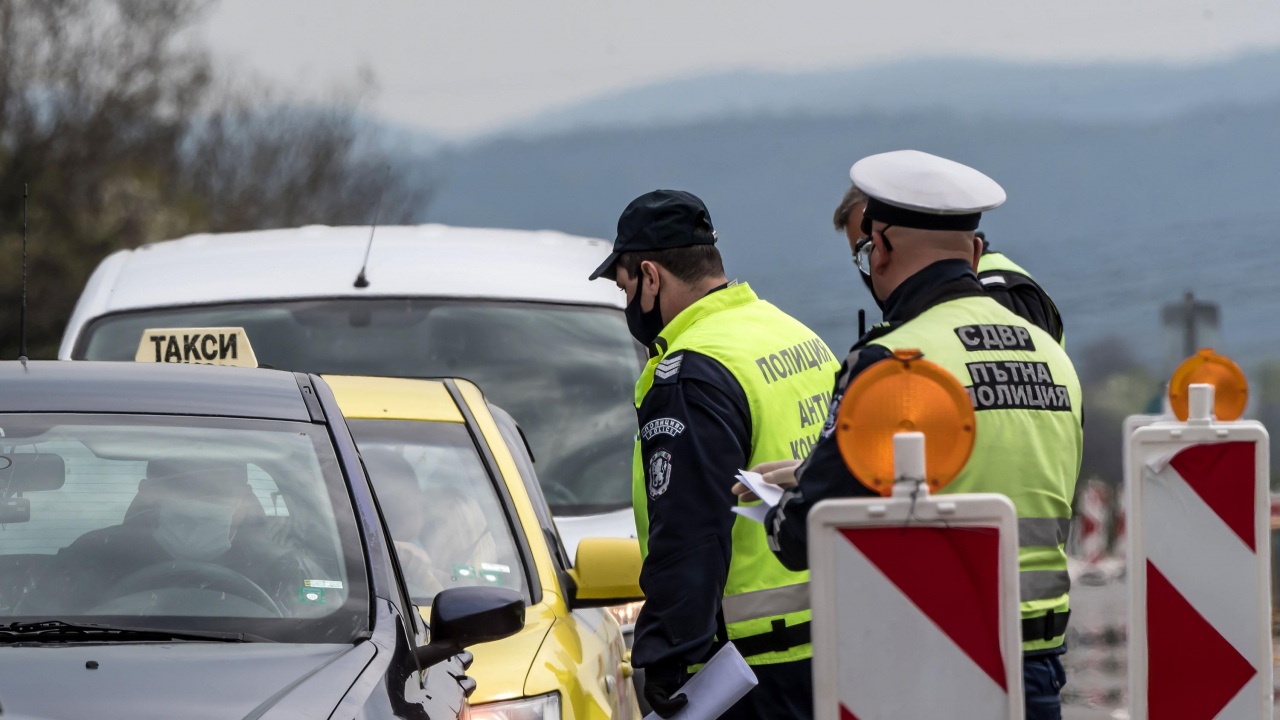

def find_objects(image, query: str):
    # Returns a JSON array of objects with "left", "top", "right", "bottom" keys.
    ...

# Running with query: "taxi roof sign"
[
  {"left": 135, "top": 328, "right": 258, "bottom": 368},
  {"left": 835, "top": 349, "right": 976, "bottom": 496}
]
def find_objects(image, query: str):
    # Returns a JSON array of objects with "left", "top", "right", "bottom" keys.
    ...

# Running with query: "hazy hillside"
[
  {"left": 498, "top": 51, "right": 1280, "bottom": 138},
  {"left": 425, "top": 101, "right": 1280, "bottom": 371}
]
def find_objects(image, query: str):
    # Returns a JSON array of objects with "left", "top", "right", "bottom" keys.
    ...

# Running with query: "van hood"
[
  {"left": 554, "top": 509, "right": 636, "bottom": 560},
  {"left": 0, "top": 642, "right": 374, "bottom": 720}
]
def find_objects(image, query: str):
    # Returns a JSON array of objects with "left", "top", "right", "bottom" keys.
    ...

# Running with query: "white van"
[{"left": 59, "top": 225, "right": 643, "bottom": 557}]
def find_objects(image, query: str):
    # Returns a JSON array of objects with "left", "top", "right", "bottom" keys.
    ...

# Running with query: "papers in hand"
[
  {"left": 731, "top": 470, "right": 784, "bottom": 524},
  {"left": 641, "top": 642, "right": 758, "bottom": 720}
]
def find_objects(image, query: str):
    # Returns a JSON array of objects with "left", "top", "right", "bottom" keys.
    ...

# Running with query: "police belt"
[
  {"left": 706, "top": 611, "right": 1064, "bottom": 660},
  {"left": 1022, "top": 609, "right": 1070, "bottom": 643},
  {"left": 710, "top": 615, "right": 811, "bottom": 660}
]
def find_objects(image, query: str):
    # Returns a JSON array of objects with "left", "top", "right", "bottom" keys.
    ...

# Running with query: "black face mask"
[
  {"left": 855, "top": 270, "right": 882, "bottom": 312},
  {"left": 854, "top": 226, "right": 890, "bottom": 312},
  {"left": 625, "top": 271, "right": 664, "bottom": 347}
]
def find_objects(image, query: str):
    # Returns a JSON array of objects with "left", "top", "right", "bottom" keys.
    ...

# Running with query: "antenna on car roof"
[
  {"left": 353, "top": 167, "right": 390, "bottom": 289},
  {"left": 18, "top": 184, "right": 29, "bottom": 365}
]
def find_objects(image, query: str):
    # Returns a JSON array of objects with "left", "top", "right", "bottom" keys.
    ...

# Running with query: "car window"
[
  {"left": 347, "top": 419, "right": 530, "bottom": 606},
  {"left": 490, "top": 404, "right": 573, "bottom": 571},
  {"left": 0, "top": 414, "right": 368, "bottom": 643},
  {"left": 78, "top": 299, "right": 644, "bottom": 516}
]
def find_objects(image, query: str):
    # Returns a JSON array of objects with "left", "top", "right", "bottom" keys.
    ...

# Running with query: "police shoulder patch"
[
  {"left": 641, "top": 417, "right": 686, "bottom": 441},
  {"left": 653, "top": 351, "right": 685, "bottom": 385},
  {"left": 647, "top": 450, "right": 673, "bottom": 499},
  {"left": 819, "top": 393, "right": 843, "bottom": 439}
]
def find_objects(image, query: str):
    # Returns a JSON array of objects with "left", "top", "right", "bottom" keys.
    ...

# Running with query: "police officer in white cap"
[
  {"left": 832, "top": 186, "right": 1065, "bottom": 343},
  {"left": 753, "top": 150, "right": 1084, "bottom": 720}
]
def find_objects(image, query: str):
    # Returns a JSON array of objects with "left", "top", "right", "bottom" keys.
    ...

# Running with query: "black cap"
[{"left": 589, "top": 189, "right": 717, "bottom": 281}]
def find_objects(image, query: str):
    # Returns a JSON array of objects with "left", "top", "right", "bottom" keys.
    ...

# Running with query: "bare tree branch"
[{"left": 0, "top": 0, "right": 432, "bottom": 358}]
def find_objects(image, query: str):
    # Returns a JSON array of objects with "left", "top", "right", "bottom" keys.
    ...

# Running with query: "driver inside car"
[
  {"left": 23, "top": 459, "right": 323, "bottom": 618},
  {"left": 362, "top": 447, "right": 498, "bottom": 600}
]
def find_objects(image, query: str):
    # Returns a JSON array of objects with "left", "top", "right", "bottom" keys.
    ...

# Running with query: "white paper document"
[
  {"left": 730, "top": 470, "right": 783, "bottom": 525},
  {"left": 642, "top": 642, "right": 758, "bottom": 720},
  {"left": 730, "top": 503, "right": 770, "bottom": 524}
]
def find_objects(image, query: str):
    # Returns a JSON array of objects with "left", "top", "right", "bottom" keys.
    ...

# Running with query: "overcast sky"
[{"left": 201, "top": 0, "right": 1280, "bottom": 138}]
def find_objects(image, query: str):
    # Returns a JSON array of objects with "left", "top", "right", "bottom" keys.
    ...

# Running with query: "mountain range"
[
  {"left": 491, "top": 51, "right": 1280, "bottom": 138},
  {"left": 399, "top": 51, "right": 1280, "bottom": 373}
]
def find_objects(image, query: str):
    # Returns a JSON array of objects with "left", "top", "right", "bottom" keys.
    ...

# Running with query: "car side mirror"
[
  {"left": 568, "top": 537, "right": 644, "bottom": 608},
  {"left": 413, "top": 586, "right": 525, "bottom": 669}
]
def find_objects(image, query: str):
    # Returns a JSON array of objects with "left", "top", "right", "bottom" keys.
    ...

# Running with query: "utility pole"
[{"left": 1162, "top": 291, "right": 1220, "bottom": 368}]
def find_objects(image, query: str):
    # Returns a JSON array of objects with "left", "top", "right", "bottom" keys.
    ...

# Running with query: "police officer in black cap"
[{"left": 590, "top": 190, "right": 838, "bottom": 719}]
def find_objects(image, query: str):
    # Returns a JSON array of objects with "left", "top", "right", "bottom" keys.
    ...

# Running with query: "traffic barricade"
[
  {"left": 1125, "top": 349, "right": 1272, "bottom": 719},
  {"left": 808, "top": 350, "right": 1025, "bottom": 719}
]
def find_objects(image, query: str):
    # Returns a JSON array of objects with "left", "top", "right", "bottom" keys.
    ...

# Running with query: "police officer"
[
  {"left": 975, "top": 231, "right": 1065, "bottom": 344},
  {"left": 589, "top": 190, "right": 839, "bottom": 719},
  {"left": 763, "top": 151, "right": 1083, "bottom": 720},
  {"left": 833, "top": 184, "right": 1065, "bottom": 343}
]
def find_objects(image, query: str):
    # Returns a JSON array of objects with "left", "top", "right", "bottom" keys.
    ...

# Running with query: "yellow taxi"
[{"left": 325, "top": 375, "right": 644, "bottom": 720}]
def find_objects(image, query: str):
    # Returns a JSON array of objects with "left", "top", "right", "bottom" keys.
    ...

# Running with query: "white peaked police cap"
[{"left": 850, "top": 150, "right": 1006, "bottom": 232}]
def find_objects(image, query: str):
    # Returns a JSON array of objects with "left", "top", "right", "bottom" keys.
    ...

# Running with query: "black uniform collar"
[{"left": 881, "top": 259, "right": 985, "bottom": 325}]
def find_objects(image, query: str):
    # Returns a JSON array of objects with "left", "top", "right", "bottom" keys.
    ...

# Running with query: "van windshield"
[{"left": 76, "top": 299, "right": 642, "bottom": 515}]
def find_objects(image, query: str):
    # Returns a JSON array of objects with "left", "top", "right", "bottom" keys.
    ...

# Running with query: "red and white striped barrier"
[
  {"left": 809, "top": 434, "right": 1024, "bottom": 720},
  {"left": 1126, "top": 385, "right": 1273, "bottom": 719},
  {"left": 1076, "top": 479, "right": 1111, "bottom": 564}
]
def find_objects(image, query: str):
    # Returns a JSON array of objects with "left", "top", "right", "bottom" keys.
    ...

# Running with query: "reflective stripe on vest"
[
  {"left": 1022, "top": 570, "right": 1072, "bottom": 602},
  {"left": 1019, "top": 517, "right": 1070, "bottom": 548},
  {"left": 720, "top": 581, "right": 811, "bottom": 625},
  {"left": 633, "top": 282, "right": 839, "bottom": 665},
  {"left": 869, "top": 294, "right": 1082, "bottom": 652}
]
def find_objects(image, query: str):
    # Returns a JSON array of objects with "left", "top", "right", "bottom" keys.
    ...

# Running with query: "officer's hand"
[
  {"left": 643, "top": 665, "right": 689, "bottom": 718},
  {"left": 733, "top": 459, "right": 802, "bottom": 502}
]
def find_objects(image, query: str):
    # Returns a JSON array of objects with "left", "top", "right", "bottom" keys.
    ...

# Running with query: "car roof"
[
  {"left": 0, "top": 361, "right": 312, "bottom": 421},
  {"left": 73, "top": 224, "right": 622, "bottom": 314},
  {"left": 322, "top": 375, "right": 464, "bottom": 423}
]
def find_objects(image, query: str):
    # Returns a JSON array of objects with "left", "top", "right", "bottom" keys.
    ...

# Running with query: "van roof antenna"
[
  {"left": 353, "top": 167, "right": 391, "bottom": 289},
  {"left": 18, "top": 184, "right": 29, "bottom": 365}
]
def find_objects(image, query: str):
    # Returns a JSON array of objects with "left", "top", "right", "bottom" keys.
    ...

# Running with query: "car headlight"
[
  {"left": 470, "top": 692, "right": 561, "bottom": 720},
  {"left": 607, "top": 600, "right": 644, "bottom": 630}
]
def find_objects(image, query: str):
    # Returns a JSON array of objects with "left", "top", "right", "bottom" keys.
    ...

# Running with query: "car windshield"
[
  {"left": 347, "top": 420, "right": 529, "bottom": 606},
  {"left": 77, "top": 299, "right": 642, "bottom": 515},
  {"left": 0, "top": 414, "right": 368, "bottom": 643}
]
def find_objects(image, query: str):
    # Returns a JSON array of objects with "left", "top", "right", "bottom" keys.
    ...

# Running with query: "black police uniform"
[
  {"left": 592, "top": 190, "right": 816, "bottom": 719},
  {"left": 630, "top": 303, "right": 814, "bottom": 720}
]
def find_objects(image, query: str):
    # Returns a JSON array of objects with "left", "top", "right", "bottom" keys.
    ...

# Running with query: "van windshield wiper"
[{"left": 0, "top": 620, "right": 271, "bottom": 643}]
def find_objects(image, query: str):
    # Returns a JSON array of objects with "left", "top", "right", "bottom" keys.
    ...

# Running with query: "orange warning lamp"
[
  {"left": 835, "top": 349, "right": 976, "bottom": 496},
  {"left": 1168, "top": 348, "right": 1248, "bottom": 422}
]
